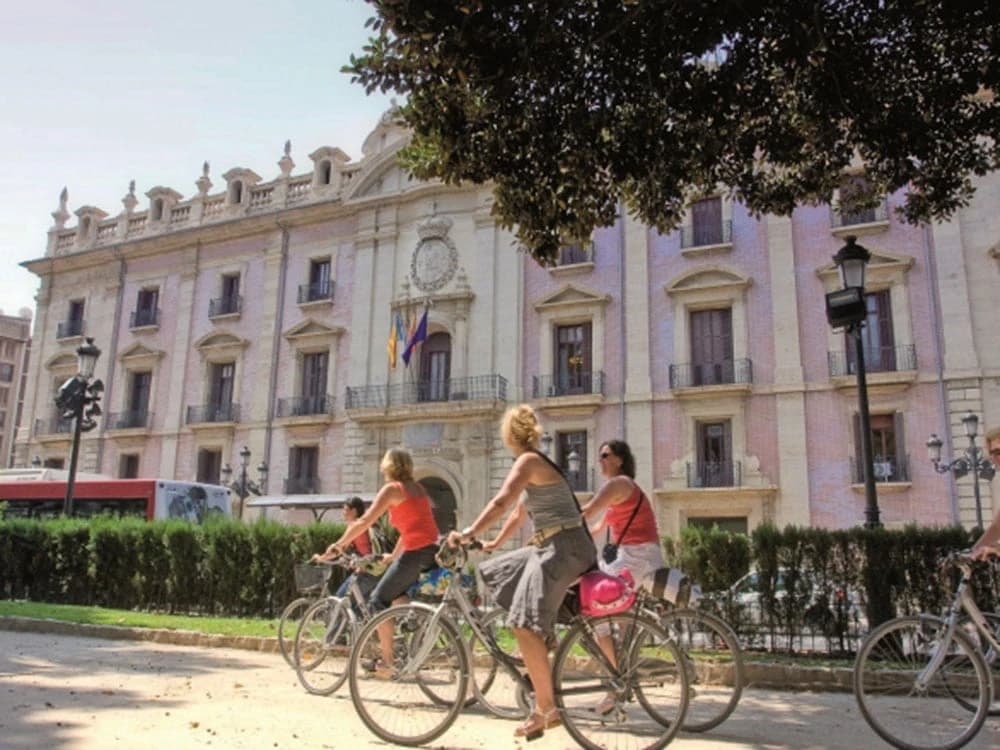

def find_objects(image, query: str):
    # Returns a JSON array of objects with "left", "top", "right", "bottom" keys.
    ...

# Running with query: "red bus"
[{"left": 0, "top": 478, "right": 232, "bottom": 521}]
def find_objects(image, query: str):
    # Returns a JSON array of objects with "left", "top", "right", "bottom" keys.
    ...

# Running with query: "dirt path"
[{"left": 1, "top": 629, "right": 997, "bottom": 749}]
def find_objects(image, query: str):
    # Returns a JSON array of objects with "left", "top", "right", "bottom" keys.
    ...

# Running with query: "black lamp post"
[
  {"left": 55, "top": 338, "right": 103, "bottom": 516},
  {"left": 927, "top": 413, "right": 996, "bottom": 531},
  {"left": 540, "top": 432, "right": 554, "bottom": 458},
  {"left": 567, "top": 447, "right": 582, "bottom": 491},
  {"left": 825, "top": 236, "right": 881, "bottom": 528},
  {"left": 221, "top": 445, "right": 268, "bottom": 520}
]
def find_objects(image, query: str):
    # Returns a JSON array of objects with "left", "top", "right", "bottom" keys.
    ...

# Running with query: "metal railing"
[
  {"left": 830, "top": 198, "right": 889, "bottom": 228},
  {"left": 850, "top": 455, "right": 910, "bottom": 483},
  {"left": 346, "top": 374, "right": 508, "bottom": 409},
  {"left": 680, "top": 219, "right": 732, "bottom": 249},
  {"left": 186, "top": 403, "right": 240, "bottom": 424},
  {"left": 284, "top": 477, "right": 321, "bottom": 494},
  {"left": 686, "top": 461, "right": 743, "bottom": 488},
  {"left": 208, "top": 295, "right": 242, "bottom": 317},
  {"left": 130, "top": 308, "right": 160, "bottom": 328},
  {"left": 297, "top": 280, "right": 335, "bottom": 303},
  {"left": 108, "top": 410, "right": 151, "bottom": 430},
  {"left": 532, "top": 371, "right": 605, "bottom": 398},
  {"left": 35, "top": 416, "right": 74, "bottom": 435},
  {"left": 827, "top": 344, "right": 916, "bottom": 376},
  {"left": 276, "top": 395, "right": 333, "bottom": 417},
  {"left": 669, "top": 359, "right": 752, "bottom": 388},
  {"left": 57, "top": 319, "right": 85, "bottom": 339}
]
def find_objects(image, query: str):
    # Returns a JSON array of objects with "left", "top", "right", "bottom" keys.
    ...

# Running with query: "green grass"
[{"left": 0, "top": 600, "right": 281, "bottom": 638}]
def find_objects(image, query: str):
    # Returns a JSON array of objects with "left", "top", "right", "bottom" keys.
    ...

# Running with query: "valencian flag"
[
  {"left": 402, "top": 307, "right": 429, "bottom": 366},
  {"left": 387, "top": 311, "right": 402, "bottom": 369}
]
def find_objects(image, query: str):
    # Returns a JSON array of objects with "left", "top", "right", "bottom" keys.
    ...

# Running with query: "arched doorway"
[{"left": 420, "top": 476, "right": 457, "bottom": 534}]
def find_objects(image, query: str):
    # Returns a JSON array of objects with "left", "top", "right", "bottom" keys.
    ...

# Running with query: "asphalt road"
[{"left": 1, "top": 629, "right": 998, "bottom": 750}]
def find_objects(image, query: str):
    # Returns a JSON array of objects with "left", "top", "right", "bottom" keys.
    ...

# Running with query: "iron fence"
[
  {"left": 186, "top": 403, "right": 240, "bottom": 424},
  {"left": 284, "top": 477, "right": 321, "bottom": 494},
  {"left": 130, "top": 308, "right": 160, "bottom": 328},
  {"left": 297, "top": 280, "right": 335, "bottom": 303},
  {"left": 276, "top": 395, "right": 333, "bottom": 417},
  {"left": 56, "top": 319, "right": 85, "bottom": 339},
  {"left": 108, "top": 410, "right": 151, "bottom": 430},
  {"left": 208, "top": 295, "right": 242, "bottom": 317},
  {"left": 346, "top": 374, "right": 508, "bottom": 409},
  {"left": 680, "top": 219, "right": 732, "bottom": 249},
  {"left": 669, "top": 359, "right": 752, "bottom": 388},
  {"left": 827, "top": 344, "right": 916, "bottom": 376},
  {"left": 532, "top": 371, "right": 605, "bottom": 398},
  {"left": 686, "top": 460, "right": 743, "bottom": 488}
]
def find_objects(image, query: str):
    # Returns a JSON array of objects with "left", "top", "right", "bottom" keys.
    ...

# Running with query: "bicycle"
[
  {"left": 277, "top": 561, "right": 334, "bottom": 666},
  {"left": 292, "top": 554, "right": 379, "bottom": 695},
  {"left": 853, "top": 550, "right": 1000, "bottom": 750},
  {"left": 347, "top": 541, "right": 690, "bottom": 749},
  {"left": 635, "top": 587, "right": 745, "bottom": 732}
]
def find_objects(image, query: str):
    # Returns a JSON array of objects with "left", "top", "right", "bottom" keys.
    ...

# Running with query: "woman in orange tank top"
[{"left": 315, "top": 447, "right": 439, "bottom": 675}]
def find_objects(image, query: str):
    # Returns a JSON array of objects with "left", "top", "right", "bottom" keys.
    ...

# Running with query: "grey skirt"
[{"left": 478, "top": 525, "right": 596, "bottom": 645}]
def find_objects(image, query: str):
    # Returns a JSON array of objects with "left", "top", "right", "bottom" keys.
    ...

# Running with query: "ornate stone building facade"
[
  {"left": 14, "top": 111, "right": 1000, "bottom": 534},
  {"left": 0, "top": 310, "right": 32, "bottom": 468}
]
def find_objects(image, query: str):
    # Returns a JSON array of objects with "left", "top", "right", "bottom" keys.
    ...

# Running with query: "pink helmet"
[{"left": 579, "top": 569, "right": 636, "bottom": 617}]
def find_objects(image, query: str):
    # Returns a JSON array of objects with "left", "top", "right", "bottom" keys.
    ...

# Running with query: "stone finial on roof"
[
  {"left": 196, "top": 161, "right": 212, "bottom": 196},
  {"left": 279, "top": 139, "right": 295, "bottom": 177},
  {"left": 122, "top": 179, "right": 138, "bottom": 214},
  {"left": 51, "top": 186, "right": 70, "bottom": 228}
]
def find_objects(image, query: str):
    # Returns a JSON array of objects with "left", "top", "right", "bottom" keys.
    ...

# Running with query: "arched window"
[
  {"left": 419, "top": 332, "right": 451, "bottom": 402},
  {"left": 318, "top": 160, "right": 332, "bottom": 186}
]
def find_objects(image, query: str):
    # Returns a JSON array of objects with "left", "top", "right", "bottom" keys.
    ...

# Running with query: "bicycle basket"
[{"left": 294, "top": 563, "right": 331, "bottom": 593}]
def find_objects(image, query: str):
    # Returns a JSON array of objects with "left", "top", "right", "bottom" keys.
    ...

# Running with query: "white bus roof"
[{"left": 246, "top": 493, "right": 377, "bottom": 520}]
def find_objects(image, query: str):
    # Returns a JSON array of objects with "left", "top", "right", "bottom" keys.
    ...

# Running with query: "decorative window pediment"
[
  {"left": 118, "top": 342, "right": 166, "bottom": 369},
  {"left": 194, "top": 331, "right": 250, "bottom": 361},
  {"left": 665, "top": 265, "right": 752, "bottom": 297},
  {"left": 45, "top": 352, "right": 78, "bottom": 372},
  {"left": 283, "top": 318, "right": 345, "bottom": 349},
  {"left": 534, "top": 283, "right": 611, "bottom": 311}
]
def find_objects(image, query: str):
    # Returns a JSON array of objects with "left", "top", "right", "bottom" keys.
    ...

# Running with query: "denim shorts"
[{"left": 369, "top": 543, "right": 439, "bottom": 610}]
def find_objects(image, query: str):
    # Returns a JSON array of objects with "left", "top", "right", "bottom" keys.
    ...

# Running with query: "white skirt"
[{"left": 599, "top": 541, "right": 665, "bottom": 589}]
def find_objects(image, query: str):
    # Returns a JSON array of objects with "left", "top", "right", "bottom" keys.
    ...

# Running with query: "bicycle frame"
[{"left": 916, "top": 557, "right": 1000, "bottom": 689}]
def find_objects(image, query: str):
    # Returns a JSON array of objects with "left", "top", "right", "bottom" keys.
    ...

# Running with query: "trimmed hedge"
[{"left": 1, "top": 517, "right": 997, "bottom": 631}]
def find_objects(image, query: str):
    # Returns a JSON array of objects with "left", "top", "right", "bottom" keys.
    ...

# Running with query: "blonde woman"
[
  {"left": 315, "top": 447, "right": 439, "bottom": 675},
  {"left": 449, "top": 404, "right": 596, "bottom": 740}
]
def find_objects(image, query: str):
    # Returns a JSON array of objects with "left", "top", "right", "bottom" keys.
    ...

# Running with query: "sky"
[{"left": 0, "top": 0, "right": 395, "bottom": 321}]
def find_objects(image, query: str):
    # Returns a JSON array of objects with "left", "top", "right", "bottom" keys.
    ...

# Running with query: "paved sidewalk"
[{"left": 0, "top": 626, "right": 997, "bottom": 749}]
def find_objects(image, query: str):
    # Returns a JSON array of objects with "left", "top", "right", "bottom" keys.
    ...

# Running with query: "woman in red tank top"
[
  {"left": 581, "top": 439, "right": 664, "bottom": 584},
  {"left": 314, "top": 447, "right": 439, "bottom": 675}
]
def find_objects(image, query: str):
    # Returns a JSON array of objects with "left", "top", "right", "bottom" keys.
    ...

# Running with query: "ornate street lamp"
[
  {"left": 927, "top": 413, "right": 996, "bottom": 530},
  {"left": 567, "top": 447, "right": 582, "bottom": 490},
  {"left": 825, "top": 236, "right": 881, "bottom": 528},
  {"left": 540, "top": 432, "right": 554, "bottom": 458},
  {"left": 221, "top": 445, "right": 268, "bottom": 520},
  {"left": 31, "top": 455, "right": 42, "bottom": 468},
  {"left": 55, "top": 338, "right": 103, "bottom": 516}
]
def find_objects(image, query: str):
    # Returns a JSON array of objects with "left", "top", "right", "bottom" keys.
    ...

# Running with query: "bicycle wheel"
[
  {"left": 467, "top": 607, "right": 530, "bottom": 719},
  {"left": 959, "top": 611, "right": 1000, "bottom": 716},
  {"left": 293, "top": 597, "right": 355, "bottom": 695},
  {"left": 854, "top": 615, "right": 990, "bottom": 750},
  {"left": 553, "top": 613, "right": 689, "bottom": 750},
  {"left": 659, "top": 607, "right": 744, "bottom": 732},
  {"left": 348, "top": 604, "right": 468, "bottom": 746},
  {"left": 277, "top": 596, "right": 314, "bottom": 667}
]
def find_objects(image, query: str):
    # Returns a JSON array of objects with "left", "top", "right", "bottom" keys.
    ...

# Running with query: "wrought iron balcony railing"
[
  {"left": 186, "top": 402, "right": 240, "bottom": 424},
  {"left": 686, "top": 461, "right": 743, "bottom": 488},
  {"left": 130, "top": 308, "right": 160, "bottom": 328},
  {"left": 680, "top": 219, "right": 732, "bottom": 249},
  {"left": 284, "top": 477, "right": 321, "bottom": 494},
  {"left": 346, "top": 374, "right": 508, "bottom": 410},
  {"left": 297, "top": 280, "right": 335, "bottom": 304},
  {"left": 556, "top": 242, "right": 594, "bottom": 266},
  {"left": 276, "top": 395, "right": 333, "bottom": 417},
  {"left": 109, "top": 409, "right": 151, "bottom": 430},
  {"left": 35, "top": 416, "right": 74, "bottom": 435},
  {"left": 830, "top": 198, "right": 889, "bottom": 228},
  {"left": 669, "top": 359, "right": 753, "bottom": 389},
  {"left": 208, "top": 295, "right": 242, "bottom": 317},
  {"left": 532, "top": 371, "right": 605, "bottom": 398},
  {"left": 827, "top": 345, "right": 916, "bottom": 377},
  {"left": 57, "top": 319, "right": 85, "bottom": 339},
  {"left": 850, "top": 455, "right": 910, "bottom": 483}
]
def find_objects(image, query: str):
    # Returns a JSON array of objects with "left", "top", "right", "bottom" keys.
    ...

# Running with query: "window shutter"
[{"left": 893, "top": 411, "right": 906, "bottom": 480}]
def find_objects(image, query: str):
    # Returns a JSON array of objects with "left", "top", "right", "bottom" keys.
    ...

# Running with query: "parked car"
[{"left": 712, "top": 568, "right": 866, "bottom": 635}]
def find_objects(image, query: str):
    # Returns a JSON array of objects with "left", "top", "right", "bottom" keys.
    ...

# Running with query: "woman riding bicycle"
[
  {"left": 449, "top": 404, "right": 596, "bottom": 740},
  {"left": 315, "top": 448, "right": 439, "bottom": 677}
]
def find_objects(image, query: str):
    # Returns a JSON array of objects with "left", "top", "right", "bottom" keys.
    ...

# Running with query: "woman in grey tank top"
[{"left": 449, "top": 404, "right": 596, "bottom": 740}]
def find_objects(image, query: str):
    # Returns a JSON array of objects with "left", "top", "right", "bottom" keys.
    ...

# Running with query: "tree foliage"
[{"left": 347, "top": 1, "right": 1000, "bottom": 263}]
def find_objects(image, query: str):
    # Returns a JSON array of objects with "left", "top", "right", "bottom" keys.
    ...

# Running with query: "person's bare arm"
[
  {"left": 580, "top": 475, "right": 632, "bottom": 535},
  {"left": 971, "top": 512, "right": 1000, "bottom": 560},
  {"left": 484, "top": 498, "right": 528, "bottom": 551},
  {"left": 314, "top": 485, "right": 397, "bottom": 560},
  {"left": 452, "top": 453, "right": 540, "bottom": 543}
]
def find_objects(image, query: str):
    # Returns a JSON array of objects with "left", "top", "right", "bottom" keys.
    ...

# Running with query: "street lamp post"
[
  {"left": 927, "top": 412, "right": 996, "bottom": 531},
  {"left": 567, "top": 447, "right": 582, "bottom": 491},
  {"left": 221, "top": 445, "right": 268, "bottom": 520},
  {"left": 825, "top": 236, "right": 881, "bottom": 528},
  {"left": 55, "top": 338, "right": 103, "bottom": 516},
  {"left": 540, "top": 432, "right": 553, "bottom": 458}
]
